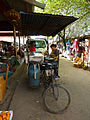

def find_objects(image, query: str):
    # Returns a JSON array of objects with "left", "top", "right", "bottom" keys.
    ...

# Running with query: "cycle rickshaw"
[{"left": 28, "top": 52, "right": 71, "bottom": 114}]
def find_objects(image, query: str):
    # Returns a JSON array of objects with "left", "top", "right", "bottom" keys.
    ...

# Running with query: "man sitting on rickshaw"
[{"left": 50, "top": 44, "right": 59, "bottom": 77}]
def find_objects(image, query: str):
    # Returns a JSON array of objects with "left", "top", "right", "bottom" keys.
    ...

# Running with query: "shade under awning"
[{"left": 21, "top": 12, "right": 78, "bottom": 36}]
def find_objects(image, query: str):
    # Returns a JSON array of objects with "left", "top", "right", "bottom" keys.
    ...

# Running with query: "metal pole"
[{"left": 13, "top": 25, "right": 17, "bottom": 57}]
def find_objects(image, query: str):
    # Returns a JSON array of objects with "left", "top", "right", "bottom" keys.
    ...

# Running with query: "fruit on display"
[
  {"left": 74, "top": 56, "right": 83, "bottom": 68},
  {"left": 77, "top": 58, "right": 83, "bottom": 64},
  {"left": 0, "top": 111, "right": 10, "bottom": 120},
  {"left": 75, "top": 57, "right": 83, "bottom": 64},
  {"left": 75, "top": 57, "right": 80, "bottom": 62}
]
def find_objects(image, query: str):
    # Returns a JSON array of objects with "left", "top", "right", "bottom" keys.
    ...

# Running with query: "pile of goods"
[
  {"left": 0, "top": 111, "right": 13, "bottom": 120},
  {"left": 0, "top": 55, "right": 20, "bottom": 73},
  {"left": 73, "top": 57, "right": 83, "bottom": 68}
]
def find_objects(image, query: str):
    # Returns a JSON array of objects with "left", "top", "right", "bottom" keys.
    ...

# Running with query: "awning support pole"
[
  {"left": 18, "top": 31, "right": 21, "bottom": 55},
  {"left": 13, "top": 25, "right": 17, "bottom": 57},
  {"left": 63, "top": 29, "right": 66, "bottom": 50},
  {"left": 58, "top": 29, "right": 66, "bottom": 50},
  {"left": 23, "top": 36, "right": 25, "bottom": 45}
]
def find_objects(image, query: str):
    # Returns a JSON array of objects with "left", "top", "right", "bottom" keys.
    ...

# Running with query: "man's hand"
[{"left": 50, "top": 54, "right": 55, "bottom": 57}]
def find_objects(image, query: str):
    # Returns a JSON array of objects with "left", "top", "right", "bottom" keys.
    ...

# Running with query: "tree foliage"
[
  {"left": 35, "top": 0, "right": 90, "bottom": 39},
  {"left": 36, "top": 0, "right": 90, "bottom": 18}
]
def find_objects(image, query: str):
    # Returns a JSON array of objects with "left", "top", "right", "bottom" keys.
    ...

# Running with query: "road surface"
[{"left": 9, "top": 57, "right": 90, "bottom": 120}]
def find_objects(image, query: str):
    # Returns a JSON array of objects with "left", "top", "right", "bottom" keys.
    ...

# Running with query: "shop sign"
[{"left": 5, "top": 9, "right": 20, "bottom": 25}]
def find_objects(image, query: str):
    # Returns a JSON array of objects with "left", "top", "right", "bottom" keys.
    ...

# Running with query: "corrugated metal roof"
[{"left": 21, "top": 12, "right": 78, "bottom": 36}]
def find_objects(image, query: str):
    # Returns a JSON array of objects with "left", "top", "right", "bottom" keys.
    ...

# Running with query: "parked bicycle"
[{"left": 40, "top": 57, "right": 71, "bottom": 114}]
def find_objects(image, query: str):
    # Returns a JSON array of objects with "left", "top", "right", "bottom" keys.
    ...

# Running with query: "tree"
[{"left": 35, "top": 0, "right": 90, "bottom": 18}]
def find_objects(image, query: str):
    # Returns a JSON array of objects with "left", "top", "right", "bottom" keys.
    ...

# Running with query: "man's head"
[
  {"left": 30, "top": 41, "right": 35, "bottom": 46},
  {"left": 50, "top": 44, "right": 56, "bottom": 51}
]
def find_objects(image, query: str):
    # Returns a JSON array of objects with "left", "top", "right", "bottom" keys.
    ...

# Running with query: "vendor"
[
  {"left": 3, "top": 45, "right": 8, "bottom": 52},
  {"left": 29, "top": 41, "right": 36, "bottom": 52}
]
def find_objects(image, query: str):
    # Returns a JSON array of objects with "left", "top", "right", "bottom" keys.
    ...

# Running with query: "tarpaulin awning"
[
  {"left": 0, "top": 12, "right": 78, "bottom": 37},
  {"left": 21, "top": 12, "right": 78, "bottom": 36}
]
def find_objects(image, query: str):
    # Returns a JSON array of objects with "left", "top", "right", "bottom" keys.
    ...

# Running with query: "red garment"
[
  {"left": 73, "top": 39, "right": 79, "bottom": 52},
  {"left": 29, "top": 46, "right": 36, "bottom": 52}
]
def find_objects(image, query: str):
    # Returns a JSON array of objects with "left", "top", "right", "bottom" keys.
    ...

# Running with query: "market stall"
[{"left": 71, "top": 36, "right": 90, "bottom": 70}]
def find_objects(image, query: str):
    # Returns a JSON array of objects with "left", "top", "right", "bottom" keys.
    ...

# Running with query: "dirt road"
[{"left": 9, "top": 58, "right": 90, "bottom": 120}]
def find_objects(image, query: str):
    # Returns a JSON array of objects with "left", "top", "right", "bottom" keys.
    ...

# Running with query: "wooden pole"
[
  {"left": 13, "top": 25, "right": 17, "bottom": 57},
  {"left": 18, "top": 31, "right": 21, "bottom": 55}
]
